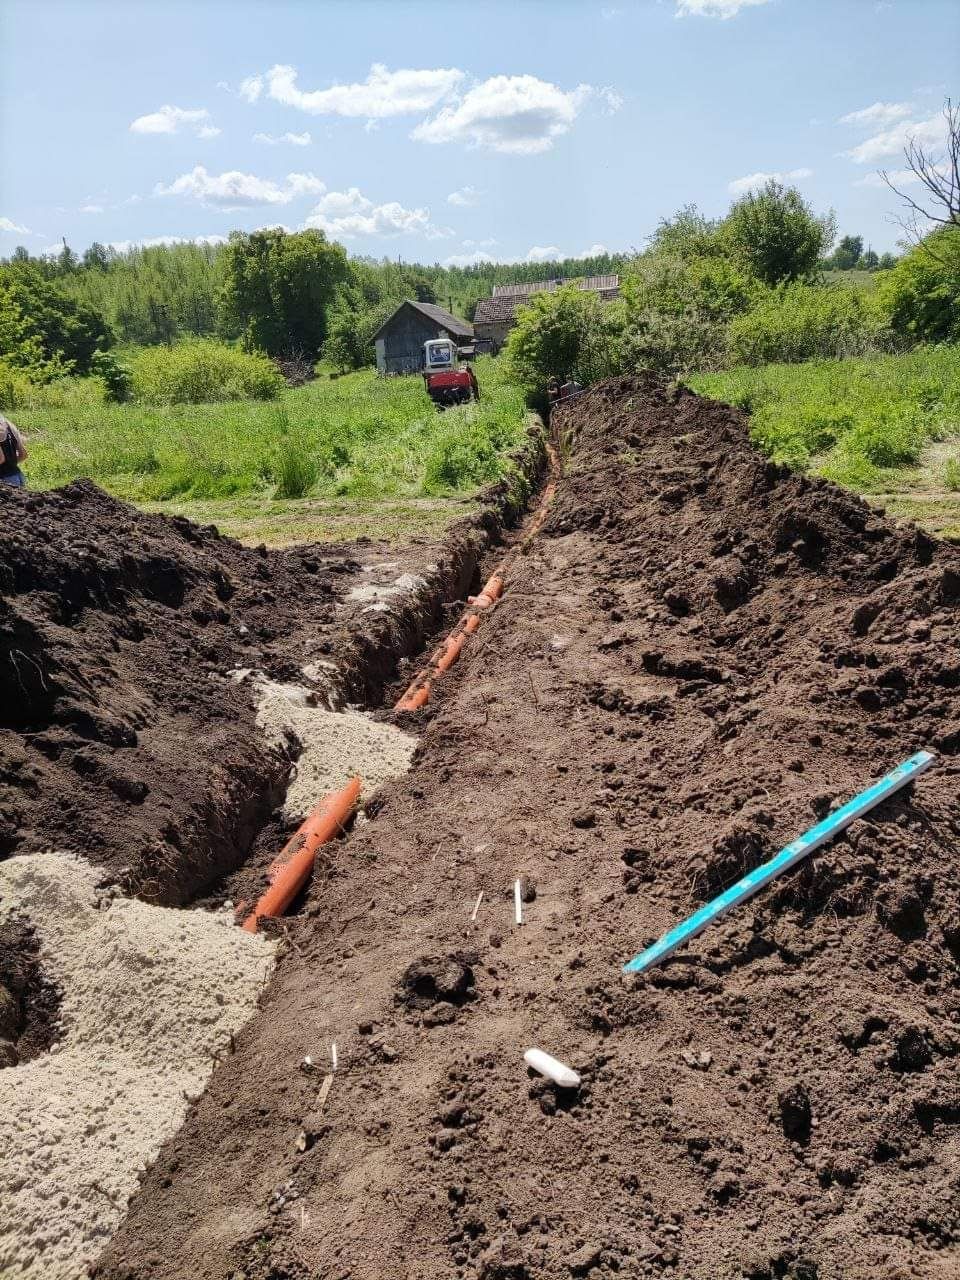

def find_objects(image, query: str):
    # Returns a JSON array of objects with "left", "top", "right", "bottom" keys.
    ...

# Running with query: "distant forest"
[{"left": 0, "top": 237, "right": 629, "bottom": 349}]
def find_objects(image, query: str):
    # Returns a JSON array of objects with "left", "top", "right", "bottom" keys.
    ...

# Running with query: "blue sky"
[{"left": 1, "top": 0, "right": 957, "bottom": 263}]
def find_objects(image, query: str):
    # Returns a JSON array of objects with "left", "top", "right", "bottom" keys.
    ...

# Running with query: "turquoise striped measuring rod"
[{"left": 623, "top": 750, "right": 935, "bottom": 975}]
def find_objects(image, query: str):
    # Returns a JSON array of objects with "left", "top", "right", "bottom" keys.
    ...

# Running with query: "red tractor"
[{"left": 422, "top": 338, "right": 479, "bottom": 410}]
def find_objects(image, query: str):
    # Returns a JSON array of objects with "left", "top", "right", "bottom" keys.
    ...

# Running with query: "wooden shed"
[{"left": 372, "top": 300, "right": 473, "bottom": 376}]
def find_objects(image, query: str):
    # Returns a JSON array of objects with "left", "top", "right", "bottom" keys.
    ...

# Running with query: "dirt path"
[{"left": 92, "top": 377, "right": 960, "bottom": 1280}]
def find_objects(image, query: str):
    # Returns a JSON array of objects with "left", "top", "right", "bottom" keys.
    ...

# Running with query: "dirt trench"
[{"left": 89, "top": 375, "right": 960, "bottom": 1280}]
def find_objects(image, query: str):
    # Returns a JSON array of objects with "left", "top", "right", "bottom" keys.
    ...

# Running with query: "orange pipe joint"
[
  {"left": 241, "top": 777, "right": 362, "bottom": 933},
  {"left": 436, "top": 634, "right": 465, "bottom": 672},
  {"left": 395, "top": 681, "right": 431, "bottom": 712},
  {"left": 471, "top": 573, "right": 504, "bottom": 610}
]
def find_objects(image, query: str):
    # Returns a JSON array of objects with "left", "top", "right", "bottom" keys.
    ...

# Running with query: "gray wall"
[{"left": 377, "top": 305, "right": 458, "bottom": 375}]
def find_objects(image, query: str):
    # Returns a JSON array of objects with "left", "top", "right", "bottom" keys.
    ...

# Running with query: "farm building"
[
  {"left": 372, "top": 299, "right": 473, "bottom": 375},
  {"left": 473, "top": 275, "right": 621, "bottom": 353}
]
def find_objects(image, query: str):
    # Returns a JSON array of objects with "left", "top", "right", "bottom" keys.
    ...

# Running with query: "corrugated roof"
[
  {"left": 475, "top": 276, "right": 620, "bottom": 327},
  {"left": 491, "top": 275, "right": 619, "bottom": 298},
  {"left": 371, "top": 299, "right": 473, "bottom": 342}
]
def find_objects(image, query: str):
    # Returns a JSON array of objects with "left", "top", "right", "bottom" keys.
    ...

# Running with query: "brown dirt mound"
[
  {"left": 0, "top": 479, "right": 356, "bottom": 903},
  {"left": 0, "top": 917, "right": 61, "bottom": 1067},
  {"left": 0, "top": 438, "right": 544, "bottom": 906},
  {"left": 77, "top": 379, "right": 960, "bottom": 1278}
]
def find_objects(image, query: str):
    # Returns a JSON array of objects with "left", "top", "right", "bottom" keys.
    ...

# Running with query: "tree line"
[
  {"left": 3, "top": 171, "right": 955, "bottom": 388},
  {"left": 0, "top": 232, "right": 627, "bottom": 370}
]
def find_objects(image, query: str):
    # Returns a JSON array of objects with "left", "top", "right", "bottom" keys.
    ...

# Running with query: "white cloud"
[
  {"left": 856, "top": 162, "right": 948, "bottom": 189},
  {"left": 155, "top": 166, "right": 325, "bottom": 209},
  {"left": 728, "top": 167, "right": 813, "bottom": 194},
  {"left": 129, "top": 105, "right": 221, "bottom": 137},
  {"left": 303, "top": 187, "right": 451, "bottom": 239},
  {"left": 843, "top": 112, "right": 945, "bottom": 163},
  {"left": 265, "top": 62, "right": 463, "bottom": 118},
  {"left": 597, "top": 87, "right": 624, "bottom": 115},
  {"left": 107, "top": 233, "right": 228, "bottom": 254},
  {"left": 447, "top": 185, "right": 481, "bottom": 207},
  {"left": 79, "top": 204, "right": 105, "bottom": 214},
  {"left": 579, "top": 243, "right": 608, "bottom": 257},
  {"left": 601, "top": 7, "right": 623, "bottom": 18},
  {"left": 412, "top": 75, "right": 595, "bottom": 155},
  {"left": 253, "top": 130, "right": 312, "bottom": 146},
  {"left": 463, "top": 237, "right": 498, "bottom": 249},
  {"left": 0, "top": 216, "right": 31, "bottom": 234},
  {"left": 675, "top": 0, "right": 771, "bottom": 16},
  {"left": 838, "top": 101, "right": 913, "bottom": 128},
  {"left": 526, "top": 245, "right": 561, "bottom": 262},
  {"left": 239, "top": 74, "right": 264, "bottom": 104}
]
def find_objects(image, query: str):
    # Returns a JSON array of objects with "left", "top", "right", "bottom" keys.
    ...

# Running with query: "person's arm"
[{"left": 11, "top": 423, "right": 27, "bottom": 461}]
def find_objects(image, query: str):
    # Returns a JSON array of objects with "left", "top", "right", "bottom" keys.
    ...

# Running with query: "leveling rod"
[{"left": 623, "top": 750, "right": 935, "bottom": 975}]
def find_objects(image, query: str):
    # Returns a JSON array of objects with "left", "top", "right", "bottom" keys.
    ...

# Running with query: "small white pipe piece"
[
  {"left": 331, "top": 1042, "right": 338, "bottom": 1071},
  {"left": 514, "top": 878, "right": 523, "bottom": 926},
  {"left": 471, "top": 889, "right": 484, "bottom": 922},
  {"left": 524, "top": 1048, "right": 581, "bottom": 1089}
]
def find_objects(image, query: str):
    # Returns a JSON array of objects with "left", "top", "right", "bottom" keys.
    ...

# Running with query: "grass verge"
[{"left": 689, "top": 346, "right": 960, "bottom": 539}]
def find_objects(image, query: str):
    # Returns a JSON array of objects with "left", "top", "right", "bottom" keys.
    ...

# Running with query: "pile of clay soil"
[
  {"left": 0, "top": 457, "right": 540, "bottom": 905},
  {"left": 96, "top": 376, "right": 959, "bottom": 1280}
]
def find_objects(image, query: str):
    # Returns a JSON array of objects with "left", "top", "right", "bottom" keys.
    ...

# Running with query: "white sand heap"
[
  {"left": 252, "top": 676, "right": 417, "bottom": 821},
  {"left": 0, "top": 854, "right": 275, "bottom": 1280},
  {"left": 345, "top": 571, "right": 427, "bottom": 607}
]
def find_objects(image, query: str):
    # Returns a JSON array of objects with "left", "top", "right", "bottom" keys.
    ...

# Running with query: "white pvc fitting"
[{"left": 524, "top": 1047, "right": 581, "bottom": 1089}]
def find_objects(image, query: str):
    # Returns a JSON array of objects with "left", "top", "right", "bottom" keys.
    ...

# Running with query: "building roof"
[
  {"left": 371, "top": 298, "right": 473, "bottom": 342},
  {"left": 491, "top": 275, "right": 619, "bottom": 298},
  {"left": 474, "top": 295, "right": 524, "bottom": 325},
  {"left": 476, "top": 275, "right": 620, "bottom": 327}
]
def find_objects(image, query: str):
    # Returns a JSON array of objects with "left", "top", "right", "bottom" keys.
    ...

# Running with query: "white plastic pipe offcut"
[{"left": 524, "top": 1047, "right": 581, "bottom": 1089}]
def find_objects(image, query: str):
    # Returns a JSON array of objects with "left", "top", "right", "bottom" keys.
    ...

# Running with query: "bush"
[
  {"left": 621, "top": 253, "right": 761, "bottom": 374},
  {"left": 0, "top": 357, "right": 34, "bottom": 410},
  {"left": 722, "top": 180, "right": 836, "bottom": 286},
  {"left": 944, "top": 458, "right": 960, "bottom": 492},
  {"left": 727, "top": 282, "right": 890, "bottom": 366},
  {"left": 504, "top": 285, "right": 623, "bottom": 389},
  {"left": 129, "top": 339, "right": 284, "bottom": 405},
  {"left": 876, "top": 226, "right": 960, "bottom": 344},
  {"left": 90, "top": 349, "right": 132, "bottom": 403}
]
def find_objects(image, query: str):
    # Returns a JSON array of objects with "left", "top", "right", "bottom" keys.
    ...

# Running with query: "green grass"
[
  {"left": 689, "top": 345, "right": 960, "bottom": 540},
  {"left": 688, "top": 345, "right": 960, "bottom": 488},
  {"left": 16, "top": 356, "right": 529, "bottom": 509},
  {"left": 138, "top": 494, "right": 476, "bottom": 546}
]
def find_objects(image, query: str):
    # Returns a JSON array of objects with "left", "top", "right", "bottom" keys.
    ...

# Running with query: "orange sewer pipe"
[
  {"left": 241, "top": 776, "right": 362, "bottom": 932},
  {"left": 393, "top": 452, "right": 558, "bottom": 713}
]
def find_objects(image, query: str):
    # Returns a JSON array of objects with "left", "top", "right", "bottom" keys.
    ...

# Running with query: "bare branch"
[{"left": 879, "top": 97, "right": 960, "bottom": 257}]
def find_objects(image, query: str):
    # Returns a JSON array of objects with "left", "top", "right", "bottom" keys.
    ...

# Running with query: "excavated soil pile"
[
  {"left": 87, "top": 376, "right": 959, "bottom": 1280},
  {"left": 0, "top": 479, "right": 366, "bottom": 903}
]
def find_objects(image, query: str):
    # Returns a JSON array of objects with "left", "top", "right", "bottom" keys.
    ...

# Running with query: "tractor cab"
[
  {"left": 423, "top": 338, "right": 457, "bottom": 373},
  {"left": 422, "top": 337, "right": 480, "bottom": 410}
]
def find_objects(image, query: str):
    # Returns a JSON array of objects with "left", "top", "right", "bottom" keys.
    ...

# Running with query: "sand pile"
[
  {"left": 0, "top": 853, "right": 275, "bottom": 1280},
  {"left": 250, "top": 674, "right": 417, "bottom": 820}
]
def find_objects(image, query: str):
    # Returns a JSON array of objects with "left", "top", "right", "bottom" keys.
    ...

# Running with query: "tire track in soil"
[{"left": 98, "top": 374, "right": 960, "bottom": 1280}]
